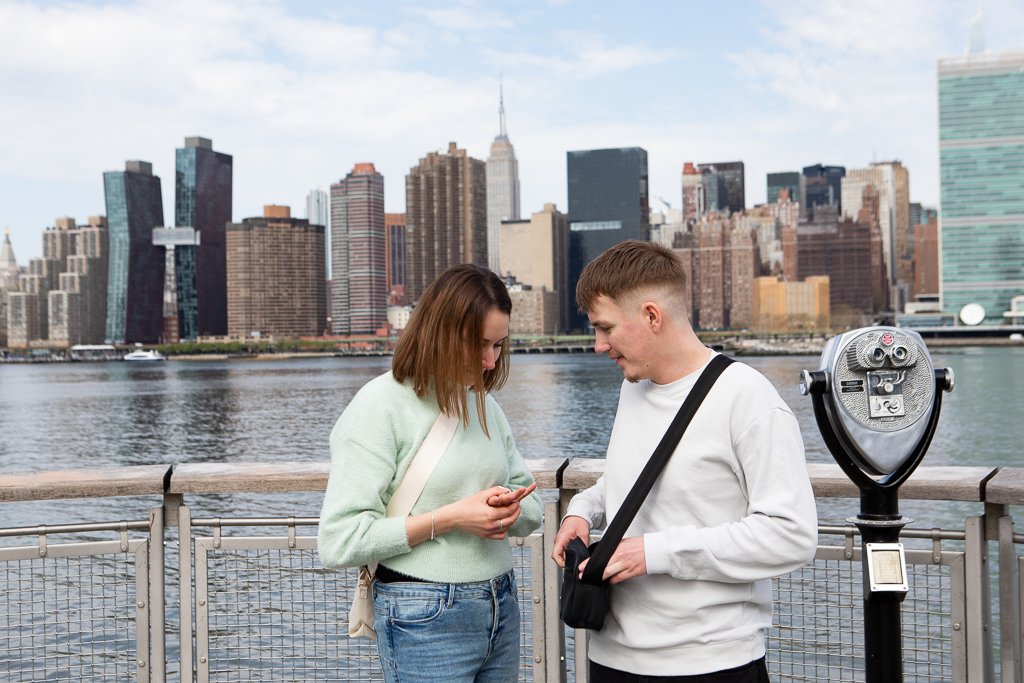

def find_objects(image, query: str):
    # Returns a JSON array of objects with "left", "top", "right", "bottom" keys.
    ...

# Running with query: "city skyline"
[{"left": 2, "top": 1, "right": 1022, "bottom": 263}]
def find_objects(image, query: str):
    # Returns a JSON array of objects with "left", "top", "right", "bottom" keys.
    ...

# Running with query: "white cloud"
[
  {"left": 410, "top": 5, "right": 514, "bottom": 33},
  {"left": 1, "top": 0, "right": 1020, "bottom": 263},
  {"left": 488, "top": 30, "right": 683, "bottom": 79}
]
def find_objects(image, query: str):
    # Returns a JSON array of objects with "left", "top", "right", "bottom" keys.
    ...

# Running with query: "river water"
[
  {"left": 2, "top": 348, "right": 1024, "bottom": 528},
  {"left": 1, "top": 347, "right": 1022, "bottom": 529},
  {"left": 1, "top": 347, "right": 1022, "bottom": 679}
]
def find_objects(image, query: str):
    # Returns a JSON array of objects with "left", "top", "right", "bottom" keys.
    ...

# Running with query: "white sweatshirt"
[{"left": 566, "top": 354, "right": 818, "bottom": 676}]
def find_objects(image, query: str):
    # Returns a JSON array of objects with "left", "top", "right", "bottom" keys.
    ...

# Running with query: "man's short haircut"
[{"left": 576, "top": 240, "right": 688, "bottom": 313}]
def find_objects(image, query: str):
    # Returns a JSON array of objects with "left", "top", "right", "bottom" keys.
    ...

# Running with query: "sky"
[{"left": 2, "top": 0, "right": 1022, "bottom": 263}]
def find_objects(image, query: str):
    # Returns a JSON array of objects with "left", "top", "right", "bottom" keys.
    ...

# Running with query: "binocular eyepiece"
[{"left": 800, "top": 326, "right": 953, "bottom": 476}]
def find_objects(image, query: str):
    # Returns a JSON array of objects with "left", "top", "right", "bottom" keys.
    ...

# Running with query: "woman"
[{"left": 318, "top": 263, "right": 543, "bottom": 683}]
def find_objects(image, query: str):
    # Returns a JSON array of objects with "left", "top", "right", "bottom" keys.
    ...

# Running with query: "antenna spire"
[
  {"left": 499, "top": 77, "right": 507, "bottom": 138},
  {"left": 967, "top": 3, "right": 986, "bottom": 55}
]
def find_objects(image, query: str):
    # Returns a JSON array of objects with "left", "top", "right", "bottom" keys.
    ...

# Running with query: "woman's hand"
[
  {"left": 436, "top": 483, "right": 536, "bottom": 540},
  {"left": 486, "top": 482, "right": 537, "bottom": 508}
]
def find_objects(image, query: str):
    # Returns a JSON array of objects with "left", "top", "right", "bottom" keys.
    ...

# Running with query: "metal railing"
[{"left": 3, "top": 460, "right": 1024, "bottom": 681}]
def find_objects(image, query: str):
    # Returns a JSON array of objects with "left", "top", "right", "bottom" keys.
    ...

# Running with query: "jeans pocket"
[{"left": 378, "top": 587, "right": 447, "bottom": 626}]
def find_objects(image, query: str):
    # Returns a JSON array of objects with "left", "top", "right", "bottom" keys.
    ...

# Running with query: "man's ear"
[{"left": 642, "top": 301, "right": 663, "bottom": 331}]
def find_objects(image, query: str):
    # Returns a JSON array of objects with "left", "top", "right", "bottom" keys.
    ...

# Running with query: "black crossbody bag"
[{"left": 559, "top": 353, "right": 734, "bottom": 631}]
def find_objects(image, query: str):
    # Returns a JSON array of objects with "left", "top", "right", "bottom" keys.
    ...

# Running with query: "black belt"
[{"left": 375, "top": 565, "right": 427, "bottom": 583}]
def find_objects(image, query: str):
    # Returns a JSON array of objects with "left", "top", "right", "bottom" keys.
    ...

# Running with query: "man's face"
[{"left": 586, "top": 294, "right": 654, "bottom": 383}]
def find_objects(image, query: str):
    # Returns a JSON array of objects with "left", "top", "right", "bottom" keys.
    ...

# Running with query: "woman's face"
[{"left": 479, "top": 308, "right": 510, "bottom": 372}]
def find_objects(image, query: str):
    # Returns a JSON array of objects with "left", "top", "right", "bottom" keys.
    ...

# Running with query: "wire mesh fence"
[
  {"left": 192, "top": 532, "right": 547, "bottom": 682},
  {"left": 0, "top": 539, "right": 150, "bottom": 682},
  {"left": 0, "top": 515, "right": 989, "bottom": 682},
  {"left": 767, "top": 545, "right": 965, "bottom": 682}
]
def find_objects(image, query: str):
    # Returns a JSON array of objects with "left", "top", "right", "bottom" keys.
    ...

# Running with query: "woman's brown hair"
[{"left": 392, "top": 264, "right": 512, "bottom": 435}]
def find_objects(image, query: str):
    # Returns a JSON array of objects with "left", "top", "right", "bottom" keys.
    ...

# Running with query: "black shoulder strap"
[{"left": 581, "top": 353, "right": 735, "bottom": 584}]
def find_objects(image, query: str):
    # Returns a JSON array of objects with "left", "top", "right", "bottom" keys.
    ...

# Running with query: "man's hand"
[
  {"left": 580, "top": 536, "right": 648, "bottom": 585},
  {"left": 551, "top": 515, "right": 591, "bottom": 568}
]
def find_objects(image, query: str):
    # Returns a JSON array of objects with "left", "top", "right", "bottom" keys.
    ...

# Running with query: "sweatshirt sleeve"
[
  {"left": 564, "top": 475, "right": 607, "bottom": 530},
  {"left": 643, "top": 407, "right": 818, "bottom": 582},
  {"left": 317, "top": 387, "right": 413, "bottom": 569}
]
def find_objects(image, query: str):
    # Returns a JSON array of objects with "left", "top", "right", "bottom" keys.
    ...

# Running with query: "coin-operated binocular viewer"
[{"left": 800, "top": 327, "right": 954, "bottom": 682}]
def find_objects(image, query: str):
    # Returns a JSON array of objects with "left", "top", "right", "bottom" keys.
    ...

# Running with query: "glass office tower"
[
  {"left": 767, "top": 171, "right": 802, "bottom": 205},
  {"left": 802, "top": 164, "right": 846, "bottom": 218},
  {"left": 566, "top": 147, "right": 649, "bottom": 330},
  {"left": 175, "top": 136, "right": 232, "bottom": 340},
  {"left": 938, "top": 51, "right": 1024, "bottom": 324},
  {"left": 697, "top": 161, "right": 745, "bottom": 214},
  {"left": 103, "top": 161, "right": 165, "bottom": 343}
]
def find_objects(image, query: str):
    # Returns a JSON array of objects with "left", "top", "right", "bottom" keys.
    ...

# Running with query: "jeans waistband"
[{"left": 373, "top": 569, "right": 515, "bottom": 599}]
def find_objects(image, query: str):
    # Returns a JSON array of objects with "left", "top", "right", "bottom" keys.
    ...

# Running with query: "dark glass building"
[
  {"left": 802, "top": 164, "right": 846, "bottom": 218},
  {"left": 175, "top": 136, "right": 232, "bottom": 340},
  {"left": 767, "top": 171, "right": 802, "bottom": 205},
  {"left": 103, "top": 160, "right": 165, "bottom": 343},
  {"left": 567, "top": 147, "right": 649, "bottom": 330},
  {"left": 697, "top": 161, "right": 745, "bottom": 214}
]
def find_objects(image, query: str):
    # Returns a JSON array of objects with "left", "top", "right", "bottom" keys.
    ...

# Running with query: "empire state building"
[{"left": 485, "top": 85, "right": 521, "bottom": 274}]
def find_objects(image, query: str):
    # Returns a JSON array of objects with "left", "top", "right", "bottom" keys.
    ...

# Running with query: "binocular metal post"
[{"left": 801, "top": 327, "right": 954, "bottom": 683}]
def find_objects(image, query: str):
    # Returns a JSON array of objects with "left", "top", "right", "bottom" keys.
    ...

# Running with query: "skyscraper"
[
  {"left": 486, "top": 85, "right": 520, "bottom": 273},
  {"left": 499, "top": 203, "right": 569, "bottom": 333},
  {"left": 841, "top": 160, "right": 910, "bottom": 309},
  {"left": 567, "top": 147, "right": 649, "bottom": 330},
  {"left": 405, "top": 142, "right": 487, "bottom": 303},
  {"left": 384, "top": 213, "right": 406, "bottom": 305},
  {"left": 767, "top": 172, "right": 803, "bottom": 208},
  {"left": 330, "top": 164, "right": 388, "bottom": 335},
  {"left": 104, "top": 160, "right": 165, "bottom": 343},
  {"left": 938, "top": 50, "right": 1024, "bottom": 324},
  {"left": 697, "top": 161, "right": 745, "bottom": 214},
  {"left": 306, "top": 188, "right": 330, "bottom": 279},
  {"left": 174, "top": 136, "right": 232, "bottom": 340},
  {"left": 793, "top": 204, "right": 882, "bottom": 323},
  {"left": 48, "top": 216, "right": 108, "bottom": 347},
  {"left": 681, "top": 162, "right": 703, "bottom": 222},
  {"left": 226, "top": 205, "right": 326, "bottom": 338},
  {"left": 0, "top": 228, "right": 19, "bottom": 291},
  {"left": 802, "top": 164, "right": 846, "bottom": 217},
  {"left": 0, "top": 229, "right": 18, "bottom": 348}
]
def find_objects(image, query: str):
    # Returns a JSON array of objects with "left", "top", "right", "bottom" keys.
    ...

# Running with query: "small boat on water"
[{"left": 123, "top": 348, "right": 166, "bottom": 362}]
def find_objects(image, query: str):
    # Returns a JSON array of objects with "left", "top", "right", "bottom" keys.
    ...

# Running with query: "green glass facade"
[
  {"left": 938, "top": 52, "right": 1024, "bottom": 324},
  {"left": 103, "top": 164, "right": 165, "bottom": 343}
]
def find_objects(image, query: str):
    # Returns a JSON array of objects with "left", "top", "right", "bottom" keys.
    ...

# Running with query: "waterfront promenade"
[{"left": 3, "top": 458, "right": 1024, "bottom": 681}]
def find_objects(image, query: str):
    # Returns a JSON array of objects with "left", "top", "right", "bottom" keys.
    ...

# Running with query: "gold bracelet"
[{"left": 430, "top": 511, "right": 435, "bottom": 541}]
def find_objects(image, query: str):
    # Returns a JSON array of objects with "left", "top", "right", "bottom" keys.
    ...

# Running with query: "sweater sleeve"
[
  {"left": 317, "top": 386, "right": 414, "bottom": 569},
  {"left": 491, "top": 398, "right": 543, "bottom": 538},
  {"left": 643, "top": 407, "right": 818, "bottom": 582}
]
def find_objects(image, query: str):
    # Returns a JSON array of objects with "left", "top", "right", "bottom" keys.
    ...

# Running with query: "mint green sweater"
[{"left": 317, "top": 372, "right": 543, "bottom": 583}]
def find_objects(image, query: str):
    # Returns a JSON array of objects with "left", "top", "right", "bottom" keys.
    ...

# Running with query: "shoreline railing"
[{"left": 2, "top": 460, "right": 1023, "bottom": 682}]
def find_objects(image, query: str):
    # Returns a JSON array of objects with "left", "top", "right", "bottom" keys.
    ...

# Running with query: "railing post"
[
  {"left": 543, "top": 499, "right": 567, "bottom": 683},
  {"left": 965, "top": 515, "right": 995, "bottom": 682},
  {"left": 178, "top": 501, "right": 194, "bottom": 682},
  {"left": 148, "top": 505, "right": 166, "bottom": 682},
  {"left": 996, "top": 510, "right": 1020, "bottom": 683}
]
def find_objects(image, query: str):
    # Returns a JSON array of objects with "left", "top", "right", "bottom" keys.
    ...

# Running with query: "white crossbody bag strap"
[
  {"left": 387, "top": 411, "right": 459, "bottom": 516},
  {"left": 368, "top": 411, "right": 459, "bottom": 573}
]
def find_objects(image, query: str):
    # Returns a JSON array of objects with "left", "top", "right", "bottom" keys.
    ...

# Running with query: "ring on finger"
[{"left": 499, "top": 520, "right": 505, "bottom": 532}]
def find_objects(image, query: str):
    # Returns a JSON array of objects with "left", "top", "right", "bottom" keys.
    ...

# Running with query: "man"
[{"left": 552, "top": 240, "right": 818, "bottom": 682}]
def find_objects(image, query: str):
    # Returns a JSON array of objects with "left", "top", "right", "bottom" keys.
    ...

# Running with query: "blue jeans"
[{"left": 372, "top": 570, "right": 520, "bottom": 683}]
